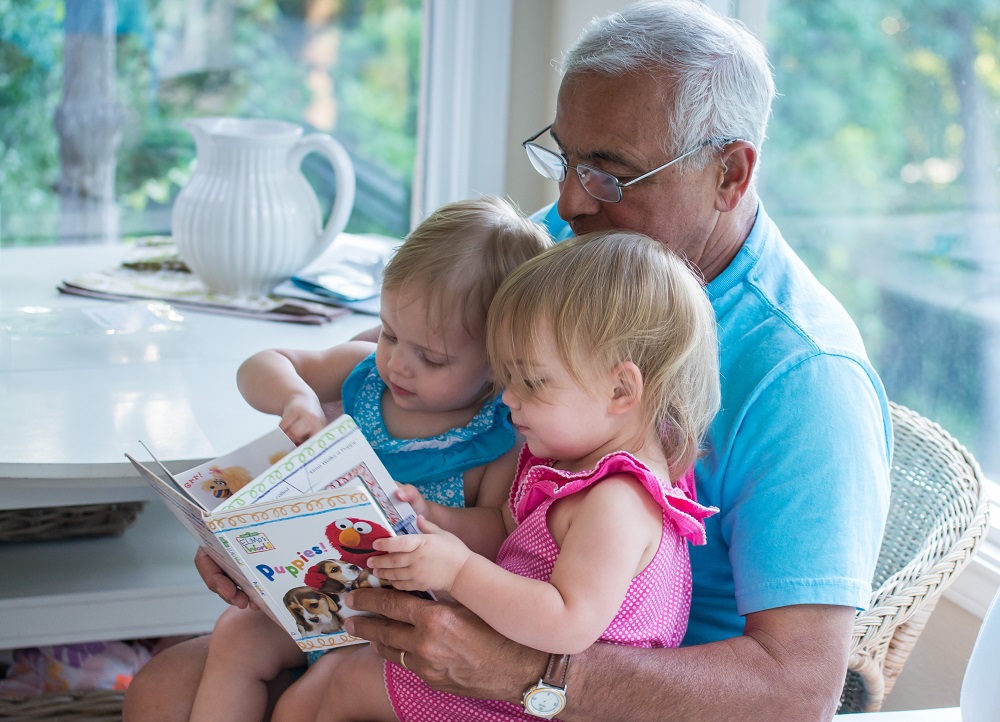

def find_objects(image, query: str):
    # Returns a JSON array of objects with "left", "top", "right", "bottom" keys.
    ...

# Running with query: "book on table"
[{"left": 126, "top": 415, "right": 420, "bottom": 656}]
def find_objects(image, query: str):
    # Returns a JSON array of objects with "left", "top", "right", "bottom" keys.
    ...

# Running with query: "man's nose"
[{"left": 556, "top": 170, "right": 601, "bottom": 223}]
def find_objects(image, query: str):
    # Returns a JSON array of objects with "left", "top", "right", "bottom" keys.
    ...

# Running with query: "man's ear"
[
  {"left": 715, "top": 141, "right": 756, "bottom": 213},
  {"left": 609, "top": 362, "right": 643, "bottom": 414}
]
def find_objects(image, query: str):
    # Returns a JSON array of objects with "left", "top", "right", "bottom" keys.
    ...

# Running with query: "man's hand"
[
  {"left": 343, "top": 587, "right": 546, "bottom": 702},
  {"left": 194, "top": 547, "right": 255, "bottom": 609}
]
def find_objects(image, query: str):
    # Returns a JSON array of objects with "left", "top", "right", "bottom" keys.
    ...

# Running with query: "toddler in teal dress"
[{"left": 188, "top": 196, "right": 550, "bottom": 722}]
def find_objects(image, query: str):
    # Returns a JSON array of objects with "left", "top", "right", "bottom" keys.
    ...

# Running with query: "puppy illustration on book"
[
  {"left": 201, "top": 465, "right": 253, "bottom": 500},
  {"left": 304, "top": 558, "right": 382, "bottom": 596},
  {"left": 282, "top": 586, "right": 345, "bottom": 635},
  {"left": 302, "top": 517, "right": 396, "bottom": 599}
]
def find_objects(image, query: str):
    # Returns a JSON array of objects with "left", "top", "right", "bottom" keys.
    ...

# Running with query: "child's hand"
[
  {"left": 394, "top": 483, "right": 430, "bottom": 518},
  {"left": 279, "top": 395, "right": 327, "bottom": 444},
  {"left": 369, "top": 516, "right": 472, "bottom": 594}
]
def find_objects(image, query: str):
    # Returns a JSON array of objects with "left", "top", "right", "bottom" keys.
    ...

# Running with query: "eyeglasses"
[{"left": 522, "top": 124, "right": 737, "bottom": 204}]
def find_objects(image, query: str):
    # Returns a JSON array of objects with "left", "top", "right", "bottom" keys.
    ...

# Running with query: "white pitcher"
[{"left": 172, "top": 117, "right": 356, "bottom": 297}]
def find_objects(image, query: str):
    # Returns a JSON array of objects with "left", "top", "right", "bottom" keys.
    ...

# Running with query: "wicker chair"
[{"left": 838, "top": 402, "right": 992, "bottom": 714}]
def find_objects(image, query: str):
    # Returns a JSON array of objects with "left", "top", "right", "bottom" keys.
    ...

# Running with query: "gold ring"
[{"left": 399, "top": 650, "right": 409, "bottom": 670}]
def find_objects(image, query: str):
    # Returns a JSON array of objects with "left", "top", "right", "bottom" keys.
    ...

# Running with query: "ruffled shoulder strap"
[{"left": 512, "top": 450, "right": 717, "bottom": 546}]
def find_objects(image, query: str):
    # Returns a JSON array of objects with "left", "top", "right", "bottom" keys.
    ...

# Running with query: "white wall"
[{"left": 502, "top": 1, "right": 985, "bottom": 713}]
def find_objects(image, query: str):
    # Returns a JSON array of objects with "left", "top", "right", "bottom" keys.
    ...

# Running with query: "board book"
[{"left": 126, "top": 415, "right": 420, "bottom": 656}]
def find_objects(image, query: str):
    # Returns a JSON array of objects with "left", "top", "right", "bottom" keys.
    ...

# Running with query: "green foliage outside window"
[
  {"left": 761, "top": 0, "right": 1000, "bottom": 469},
  {"left": 0, "top": 0, "right": 422, "bottom": 244}
]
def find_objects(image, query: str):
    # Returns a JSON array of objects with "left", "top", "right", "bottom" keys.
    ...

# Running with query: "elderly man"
[{"left": 125, "top": 2, "right": 890, "bottom": 720}]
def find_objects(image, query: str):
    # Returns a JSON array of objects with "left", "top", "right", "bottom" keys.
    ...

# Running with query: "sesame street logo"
[{"left": 237, "top": 531, "right": 275, "bottom": 554}]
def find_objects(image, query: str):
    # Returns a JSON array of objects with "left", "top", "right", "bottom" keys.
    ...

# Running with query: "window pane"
[
  {"left": 760, "top": 1, "right": 1000, "bottom": 480},
  {"left": 0, "top": 0, "right": 422, "bottom": 246}
]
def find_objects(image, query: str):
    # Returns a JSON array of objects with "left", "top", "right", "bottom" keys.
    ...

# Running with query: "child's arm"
[
  {"left": 373, "top": 472, "right": 664, "bottom": 655},
  {"left": 434, "top": 442, "right": 521, "bottom": 559},
  {"left": 394, "top": 445, "right": 515, "bottom": 561},
  {"left": 237, "top": 341, "right": 375, "bottom": 444}
]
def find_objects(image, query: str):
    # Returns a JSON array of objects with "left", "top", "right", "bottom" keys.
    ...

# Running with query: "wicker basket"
[
  {"left": 0, "top": 690, "right": 124, "bottom": 721},
  {"left": 0, "top": 502, "right": 145, "bottom": 542}
]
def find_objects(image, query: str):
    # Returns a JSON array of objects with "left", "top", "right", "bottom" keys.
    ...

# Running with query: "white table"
[{"left": 0, "top": 242, "right": 375, "bottom": 649}]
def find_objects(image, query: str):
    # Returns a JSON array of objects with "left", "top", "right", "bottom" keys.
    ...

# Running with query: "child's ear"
[{"left": 609, "top": 362, "right": 643, "bottom": 414}]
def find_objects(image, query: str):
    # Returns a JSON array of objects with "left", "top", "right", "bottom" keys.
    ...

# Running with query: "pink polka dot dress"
[{"left": 384, "top": 447, "right": 716, "bottom": 721}]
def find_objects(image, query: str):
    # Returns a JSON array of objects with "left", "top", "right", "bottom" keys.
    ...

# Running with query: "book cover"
[{"left": 127, "top": 415, "right": 420, "bottom": 652}]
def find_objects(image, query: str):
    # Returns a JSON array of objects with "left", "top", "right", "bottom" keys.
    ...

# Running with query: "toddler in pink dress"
[{"left": 308, "top": 231, "right": 720, "bottom": 722}]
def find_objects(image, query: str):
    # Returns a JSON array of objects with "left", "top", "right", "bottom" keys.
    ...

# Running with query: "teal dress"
[{"left": 341, "top": 353, "right": 516, "bottom": 508}]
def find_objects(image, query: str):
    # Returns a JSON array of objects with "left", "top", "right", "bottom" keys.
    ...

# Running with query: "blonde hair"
[
  {"left": 487, "top": 231, "right": 720, "bottom": 476},
  {"left": 382, "top": 196, "right": 551, "bottom": 338}
]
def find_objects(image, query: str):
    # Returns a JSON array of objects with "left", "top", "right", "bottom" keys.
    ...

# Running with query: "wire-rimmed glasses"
[{"left": 522, "top": 124, "right": 737, "bottom": 204}]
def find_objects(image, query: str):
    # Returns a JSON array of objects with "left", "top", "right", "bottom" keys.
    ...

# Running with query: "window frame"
[{"left": 415, "top": 0, "right": 514, "bottom": 224}]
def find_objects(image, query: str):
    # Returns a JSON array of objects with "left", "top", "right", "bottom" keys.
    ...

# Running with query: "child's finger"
[
  {"left": 371, "top": 562, "right": 399, "bottom": 578},
  {"left": 374, "top": 566, "right": 420, "bottom": 590},
  {"left": 370, "top": 552, "right": 403, "bottom": 570},
  {"left": 395, "top": 484, "right": 421, "bottom": 503},
  {"left": 373, "top": 535, "right": 422, "bottom": 553},
  {"left": 415, "top": 515, "right": 444, "bottom": 535},
  {"left": 387, "top": 579, "right": 419, "bottom": 592}
]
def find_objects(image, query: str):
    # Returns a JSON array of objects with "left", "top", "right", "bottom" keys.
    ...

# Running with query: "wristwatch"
[{"left": 522, "top": 653, "right": 570, "bottom": 718}]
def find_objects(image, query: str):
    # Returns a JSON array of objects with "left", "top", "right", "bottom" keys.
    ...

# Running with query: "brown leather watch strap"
[{"left": 542, "top": 653, "right": 570, "bottom": 688}]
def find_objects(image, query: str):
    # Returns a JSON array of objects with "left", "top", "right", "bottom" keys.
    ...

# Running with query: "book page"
[
  {"left": 174, "top": 428, "right": 296, "bottom": 511},
  {"left": 128, "top": 413, "right": 430, "bottom": 652},
  {"left": 125, "top": 453, "right": 258, "bottom": 596},
  {"left": 218, "top": 416, "right": 419, "bottom": 535}
]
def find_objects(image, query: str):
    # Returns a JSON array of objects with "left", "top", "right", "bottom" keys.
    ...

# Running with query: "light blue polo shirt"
[{"left": 531, "top": 203, "right": 892, "bottom": 645}]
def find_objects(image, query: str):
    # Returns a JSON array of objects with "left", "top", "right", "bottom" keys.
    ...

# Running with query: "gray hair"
[{"left": 561, "top": 0, "right": 774, "bottom": 169}]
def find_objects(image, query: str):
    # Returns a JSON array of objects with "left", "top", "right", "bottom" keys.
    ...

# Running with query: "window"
[
  {"left": 0, "top": 0, "right": 423, "bottom": 245},
  {"left": 752, "top": 0, "right": 1000, "bottom": 610},
  {"left": 755, "top": 0, "right": 1000, "bottom": 480}
]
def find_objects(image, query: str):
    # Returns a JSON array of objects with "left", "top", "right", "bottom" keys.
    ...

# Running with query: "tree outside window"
[{"left": 760, "top": 0, "right": 1000, "bottom": 479}]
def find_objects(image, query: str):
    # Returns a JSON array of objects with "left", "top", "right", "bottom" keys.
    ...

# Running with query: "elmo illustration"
[{"left": 325, "top": 517, "right": 392, "bottom": 566}]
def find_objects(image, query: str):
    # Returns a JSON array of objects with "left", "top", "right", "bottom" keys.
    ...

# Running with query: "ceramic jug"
[{"left": 172, "top": 117, "right": 356, "bottom": 297}]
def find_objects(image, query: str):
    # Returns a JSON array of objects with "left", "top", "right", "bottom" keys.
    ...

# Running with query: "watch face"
[{"left": 526, "top": 688, "right": 566, "bottom": 716}]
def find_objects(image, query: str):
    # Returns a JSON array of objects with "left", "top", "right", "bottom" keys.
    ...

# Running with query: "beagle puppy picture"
[
  {"left": 307, "top": 558, "right": 387, "bottom": 596},
  {"left": 282, "top": 586, "right": 345, "bottom": 635}
]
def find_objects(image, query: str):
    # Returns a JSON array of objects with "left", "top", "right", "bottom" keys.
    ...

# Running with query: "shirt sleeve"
[{"left": 721, "top": 352, "right": 891, "bottom": 616}]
